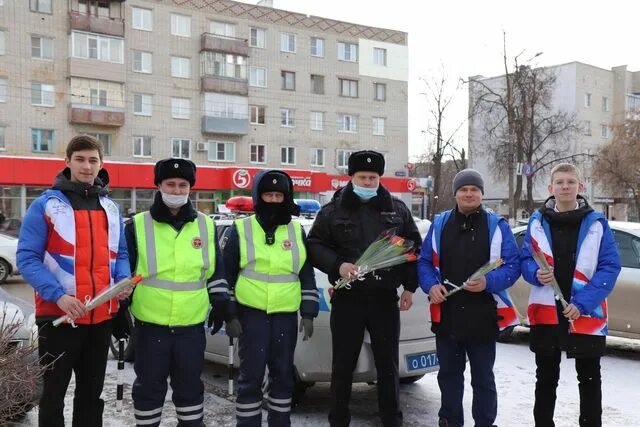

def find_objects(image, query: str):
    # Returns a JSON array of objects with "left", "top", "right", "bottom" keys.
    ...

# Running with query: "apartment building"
[
  {"left": 0, "top": 0, "right": 411, "bottom": 217},
  {"left": 468, "top": 62, "right": 640, "bottom": 220}
]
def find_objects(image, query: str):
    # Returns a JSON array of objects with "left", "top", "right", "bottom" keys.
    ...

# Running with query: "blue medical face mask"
[{"left": 352, "top": 183, "right": 378, "bottom": 200}]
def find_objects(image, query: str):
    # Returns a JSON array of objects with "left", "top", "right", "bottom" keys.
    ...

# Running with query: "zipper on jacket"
[{"left": 88, "top": 209, "right": 96, "bottom": 324}]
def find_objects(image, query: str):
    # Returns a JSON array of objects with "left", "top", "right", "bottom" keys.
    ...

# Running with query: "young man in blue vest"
[
  {"left": 17, "top": 135, "right": 131, "bottom": 426},
  {"left": 125, "top": 158, "right": 229, "bottom": 426},
  {"left": 222, "top": 169, "right": 318, "bottom": 427},
  {"left": 418, "top": 168, "right": 520, "bottom": 427},
  {"left": 520, "top": 163, "right": 620, "bottom": 426}
]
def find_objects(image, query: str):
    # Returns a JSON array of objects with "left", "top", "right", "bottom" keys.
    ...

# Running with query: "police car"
[{"left": 204, "top": 197, "right": 437, "bottom": 397}]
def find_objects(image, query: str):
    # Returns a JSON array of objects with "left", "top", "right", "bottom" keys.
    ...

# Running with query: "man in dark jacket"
[
  {"left": 418, "top": 168, "right": 520, "bottom": 427},
  {"left": 307, "top": 150, "right": 421, "bottom": 427},
  {"left": 17, "top": 135, "right": 130, "bottom": 426}
]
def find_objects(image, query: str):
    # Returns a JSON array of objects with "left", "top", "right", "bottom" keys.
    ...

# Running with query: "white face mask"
[{"left": 161, "top": 191, "right": 189, "bottom": 209}]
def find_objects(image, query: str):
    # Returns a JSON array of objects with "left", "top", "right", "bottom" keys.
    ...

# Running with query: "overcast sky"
[{"left": 239, "top": 0, "right": 640, "bottom": 159}]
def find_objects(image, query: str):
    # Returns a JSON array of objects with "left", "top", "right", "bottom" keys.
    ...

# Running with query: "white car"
[
  {"left": 0, "top": 232, "right": 19, "bottom": 284},
  {"left": 204, "top": 216, "right": 436, "bottom": 396}
]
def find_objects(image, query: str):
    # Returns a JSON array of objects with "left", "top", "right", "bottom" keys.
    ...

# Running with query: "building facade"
[
  {"left": 0, "top": 0, "right": 411, "bottom": 218},
  {"left": 468, "top": 61, "right": 640, "bottom": 220}
]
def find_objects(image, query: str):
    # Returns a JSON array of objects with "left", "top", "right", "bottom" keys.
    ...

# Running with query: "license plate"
[{"left": 406, "top": 351, "right": 439, "bottom": 372}]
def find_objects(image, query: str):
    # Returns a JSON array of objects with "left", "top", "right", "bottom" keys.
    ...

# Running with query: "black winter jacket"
[{"left": 307, "top": 183, "right": 421, "bottom": 294}]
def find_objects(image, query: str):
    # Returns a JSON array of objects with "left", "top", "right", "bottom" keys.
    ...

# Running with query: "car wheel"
[
  {"left": 399, "top": 374, "right": 425, "bottom": 385},
  {"left": 0, "top": 259, "right": 10, "bottom": 283},
  {"left": 497, "top": 325, "right": 516, "bottom": 343},
  {"left": 109, "top": 309, "right": 135, "bottom": 362}
]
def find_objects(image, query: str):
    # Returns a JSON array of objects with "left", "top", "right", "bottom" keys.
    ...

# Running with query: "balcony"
[
  {"left": 69, "top": 105, "right": 125, "bottom": 127},
  {"left": 69, "top": 11, "right": 124, "bottom": 37},
  {"left": 200, "top": 33, "right": 249, "bottom": 56},
  {"left": 201, "top": 77, "right": 248, "bottom": 96},
  {"left": 201, "top": 115, "right": 248, "bottom": 135}
]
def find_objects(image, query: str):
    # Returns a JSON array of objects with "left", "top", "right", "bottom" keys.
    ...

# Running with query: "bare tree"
[
  {"left": 593, "top": 119, "right": 640, "bottom": 218},
  {"left": 469, "top": 33, "right": 578, "bottom": 217}
]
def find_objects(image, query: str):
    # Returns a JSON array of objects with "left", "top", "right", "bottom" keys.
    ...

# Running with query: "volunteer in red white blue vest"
[
  {"left": 307, "top": 150, "right": 422, "bottom": 427},
  {"left": 520, "top": 163, "right": 621, "bottom": 427},
  {"left": 125, "top": 158, "right": 229, "bottom": 426},
  {"left": 17, "top": 135, "right": 131, "bottom": 427},
  {"left": 417, "top": 168, "right": 520, "bottom": 427},
  {"left": 222, "top": 169, "right": 319, "bottom": 427}
]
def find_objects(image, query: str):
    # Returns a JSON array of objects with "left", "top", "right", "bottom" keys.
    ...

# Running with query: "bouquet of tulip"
[
  {"left": 443, "top": 258, "right": 504, "bottom": 297},
  {"left": 530, "top": 240, "right": 571, "bottom": 310},
  {"left": 334, "top": 229, "right": 417, "bottom": 290},
  {"left": 53, "top": 275, "right": 143, "bottom": 327}
]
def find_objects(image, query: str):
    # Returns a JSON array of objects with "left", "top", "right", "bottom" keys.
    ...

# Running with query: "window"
[
  {"left": 338, "top": 42, "right": 358, "bottom": 62},
  {"left": 250, "top": 144, "right": 266, "bottom": 163},
  {"left": 310, "top": 111, "right": 324, "bottom": 130},
  {"left": 249, "top": 67, "right": 267, "bottom": 87},
  {"left": 281, "top": 71, "right": 295, "bottom": 91},
  {"left": 310, "top": 37, "right": 324, "bottom": 57},
  {"left": 583, "top": 121, "right": 592, "bottom": 136},
  {"left": 250, "top": 105, "right": 265, "bottom": 125},
  {"left": 250, "top": 27, "right": 265, "bottom": 48},
  {"left": 373, "top": 48, "right": 387, "bottom": 66},
  {"left": 171, "top": 97, "right": 191, "bottom": 119},
  {"left": 82, "top": 132, "right": 112, "bottom": 156},
  {"left": 584, "top": 93, "right": 591, "bottom": 108},
  {"left": 0, "top": 126, "right": 5, "bottom": 150},
  {"left": 171, "top": 56, "right": 191, "bottom": 78},
  {"left": 31, "top": 36, "right": 53, "bottom": 60},
  {"left": 339, "top": 79, "right": 358, "bottom": 98},
  {"left": 31, "top": 83, "right": 55, "bottom": 107},
  {"left": 78, "top": 0, "right": 109, "bottom": 17},
  {"left": 374, "top": 83, "right": 386, "bottom": 101},
  {"left": 203, "top": 93, "right": 248, "bottom": 119},
  {"left": 0, "top": 31, "right": 4, "bottom": 55},
  {"left": 372, "top": 117, "right": 385, "bottom": 135},
  {"left": 336, "top": 149, "right": 354, "bottom": 169},
  {"left": 171, "top": 138, "right": 191, "bottom": 159},
  {"left": 310, "top": 74, "right": 324, "bottom": 94},
  {"left": 201, "top": 52, "right": 246, "bottom": 79},
  {"left": 210, "top": 21, "right": 235, "bottom": 37},
  {"left": 90, "top": 88, "right": 107, "bottom": 107},
  {"left": 133, "top": 93, "right": 152, "bottom": 116},
  {"left": 602, "top": 96, "right": 609, "bottom": 112},
  {"left": 97, "top": 1, "right": 109, "bottom": 17},
  {"left": 71, "top": 32, "right": 123, "bottom": 63},
  {"left": 280, "top": 33, "right": 296, "bottom": 53},
  {"left": 281, "top": 146, "right": 295, "bottom": 165},
  {"left": 133, "top": 136, "right": 152, "bottom": 157},
  {"left": 133, "top": 50, "right": 152, "bottom": 73},
  {"left": 32, "top": 128, "right": 54, "bottom": 152},
  {"left": 0, "top": 79, "right": 6, "bottom": 102},
  {"left": 132, "top": 7, "right": 152, "bottom": 31},
  {"left": 601, "top": 124, "right": 609, "bottom": 138},
  {"left": 612, "top": 230, "right": 640, "bottom": 269},
  {"left": 338, "top": 114, "right": 357, "bottom": 133},
  {"left": 30, "top": 0, "right": 52, "bottom": 13},
  {"left": 310, "top": 148, "right": 325, "bottom": 167},
  {"left": 171, "top": 14, "right": 191, "bottom": 37},
  {"left": 280, "top": 108, "right": 294, "bottom": 127},
  {"left": 209, "top": 141, "right": 235, "bottom": 162}
]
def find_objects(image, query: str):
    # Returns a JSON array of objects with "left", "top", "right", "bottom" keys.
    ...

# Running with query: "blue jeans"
[{"left": 436, "top": 335, "right": 497, "bottom": 427}]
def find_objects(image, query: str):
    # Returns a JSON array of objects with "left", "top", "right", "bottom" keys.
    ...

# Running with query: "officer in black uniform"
[{"left": 307, "top": 150, "right": 422, "bottom": 427}]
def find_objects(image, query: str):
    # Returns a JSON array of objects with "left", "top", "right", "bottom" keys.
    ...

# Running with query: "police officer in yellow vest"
[
  {"left": 223, "top": 169, "right": 319, "bottom": 426},
  {"left": 125, "top": 159, "right": 229, "bottom": 427}
]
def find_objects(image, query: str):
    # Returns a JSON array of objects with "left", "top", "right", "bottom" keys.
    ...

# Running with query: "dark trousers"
[
  {"left": 534, "top": 351, "right": 602, "bottom": 427},
  {"left": 37, "top": 320, "right": 113, "bottom": 427},
  {"left": 328, "top": 292, "right": 401, "bottom": 427},
  {"left": 132, "top": 322, "right": 206, "bottom": 427},
  {"left": 236, "top": 306, "right": 298, "bottom": 427},
  {"left": 436, "top": 335, "right": 497, "bottom": 427}
]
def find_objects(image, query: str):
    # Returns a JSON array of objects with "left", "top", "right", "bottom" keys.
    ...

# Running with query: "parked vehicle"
[
  {"left": 0, "top": 232, "right": 19, "bottom": 284},
  {"left": 509, "top": 221, "right": 640, "bottom": 340}
]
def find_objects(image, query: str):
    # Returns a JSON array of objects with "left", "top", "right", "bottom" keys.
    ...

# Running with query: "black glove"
[
  {"left": 112, "top": 304, "right": 131, "bottom": 340},
  {"left": 207, "top": 299, "right": 228, "bottom": 335},
  {"left": 299, "top": 317, "right": 313, "bottom": 341},
  {"left": 225, "top": 317, "right": 243, "bottom": 338}
]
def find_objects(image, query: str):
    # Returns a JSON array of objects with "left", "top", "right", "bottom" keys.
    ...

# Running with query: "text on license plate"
[{"left": 406, "top": 351, "right": 439, "bottom": 371}]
